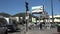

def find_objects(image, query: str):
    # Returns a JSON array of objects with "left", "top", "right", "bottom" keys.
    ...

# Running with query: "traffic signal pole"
[{"left": 25, "top": 1, "right": 29, "bottom": 32}]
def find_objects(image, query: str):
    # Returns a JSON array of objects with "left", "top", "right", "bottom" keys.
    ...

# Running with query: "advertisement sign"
[{"left": 32, "top": 6, "right": 43, "bottom": 14}]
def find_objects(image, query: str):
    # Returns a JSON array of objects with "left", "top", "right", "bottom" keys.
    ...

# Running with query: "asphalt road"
[{"left": 8, "top": 25, "right": 60, "bottom": 34}]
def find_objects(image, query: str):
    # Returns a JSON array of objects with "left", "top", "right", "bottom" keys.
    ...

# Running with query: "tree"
[{"left": 0, "top": 12, "right": 11, "bottom": 17}]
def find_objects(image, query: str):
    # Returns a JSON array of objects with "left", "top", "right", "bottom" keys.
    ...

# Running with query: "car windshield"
[{"left": 9, "top": 19, "right": 13, "bottom": 24}]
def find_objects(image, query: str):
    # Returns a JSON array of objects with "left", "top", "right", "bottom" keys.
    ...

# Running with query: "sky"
[{"left": 0, "top": 0, "right": 60, "bottom": 16}]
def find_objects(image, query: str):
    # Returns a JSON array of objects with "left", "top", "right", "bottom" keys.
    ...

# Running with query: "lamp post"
[{"left": 50, "top": 0, "right": 54, "bottom": 24}]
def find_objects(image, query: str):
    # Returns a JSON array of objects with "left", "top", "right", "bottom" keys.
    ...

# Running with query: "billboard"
[{"left": 32, "top": 6, "right": 44, "bottom": 14}]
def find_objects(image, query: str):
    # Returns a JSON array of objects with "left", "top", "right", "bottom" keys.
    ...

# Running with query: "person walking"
[{"left": 40, "top": 23, "right": 42, "bottom": 30}]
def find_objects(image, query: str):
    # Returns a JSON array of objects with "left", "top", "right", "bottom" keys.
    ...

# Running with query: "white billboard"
[{"left": 32, "top": 6, "right": 43, "bottom": 14}]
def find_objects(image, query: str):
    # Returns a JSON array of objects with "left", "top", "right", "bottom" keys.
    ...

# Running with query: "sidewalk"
[{"left": 21, "top": 28, "right": 58, "bottom": 34}]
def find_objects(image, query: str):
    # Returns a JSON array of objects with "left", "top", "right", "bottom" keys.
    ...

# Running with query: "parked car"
[
  {"left": 5, "top": 18, "right": 18, "bottom": 31},
  {"left": 0, "top": 16, "right": 8, "bottom": 34},
  {"left": 57, "top": 23, "right": 60, "bottom": 32}
]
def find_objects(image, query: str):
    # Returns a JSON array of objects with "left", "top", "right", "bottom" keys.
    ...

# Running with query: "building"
[
  {"left": 49, "top": 14, "right": 60, "bottom": 23},
  {"left": 37, "top": 14, "right": 60, "bottom": 23}
]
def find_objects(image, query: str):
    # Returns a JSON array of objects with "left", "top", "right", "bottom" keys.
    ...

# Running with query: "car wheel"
[{"left": 5, "top": 30, "right": 8, "bottom": 34}]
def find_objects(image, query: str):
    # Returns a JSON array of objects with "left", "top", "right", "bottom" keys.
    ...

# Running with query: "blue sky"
[{"left": 0, "top": 0, "right": 60, "bottom": 15}]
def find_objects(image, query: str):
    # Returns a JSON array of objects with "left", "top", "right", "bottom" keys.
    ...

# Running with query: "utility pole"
[
  {"left": 50, "top": 0, "right": 54, "bottom": 24},
  {"left": 25, "top": 1, "right": 29, "bottom": 32},
  {"left": 42, "top": 0, "right": 46, "bottom": 25},
  {"left": 43, "top": 5, "right": 45, "bottom": 24}
]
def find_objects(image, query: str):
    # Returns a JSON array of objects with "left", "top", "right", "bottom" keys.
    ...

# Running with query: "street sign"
[
  {"left": 26, "top": 16, "right": 29, "bottom": 20},
  {"left": 26, "top": 11, "right": 29, "bottom": 20}
]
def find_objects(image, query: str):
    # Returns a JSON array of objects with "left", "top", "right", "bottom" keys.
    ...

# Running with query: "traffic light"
[
  {"left": 25, "top": 2, "right": 28, "bottom": 5},
  {"left": 25, "top": 2, "right": 29, "bottom": 11}
]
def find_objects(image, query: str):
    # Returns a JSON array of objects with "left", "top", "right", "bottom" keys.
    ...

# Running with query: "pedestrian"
[{"left": 40, "top": 23, "right": 42, "bottom": 30}]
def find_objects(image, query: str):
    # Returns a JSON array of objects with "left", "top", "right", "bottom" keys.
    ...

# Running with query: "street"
[
  {"left": 8, "top": 25, "right": 60, "bottom": 34},
  {"left": 0, "top": 0, "right": 60, "bottom": 34}
]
